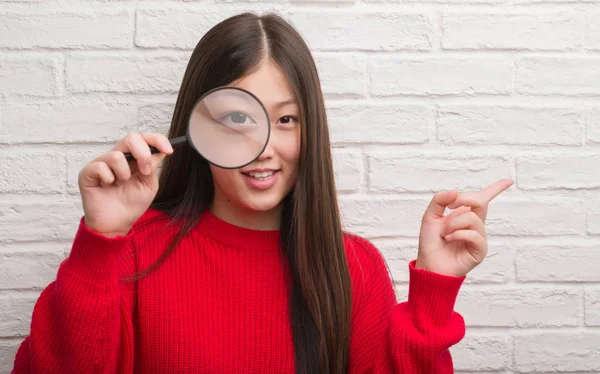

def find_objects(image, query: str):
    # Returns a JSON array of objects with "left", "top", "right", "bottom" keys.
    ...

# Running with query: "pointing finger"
[
  {"left": 447, "top": 179, "right": 514, "bottom": 222},
  {"left": 480, "top": 178, "right": 514, "bottom": 202}
]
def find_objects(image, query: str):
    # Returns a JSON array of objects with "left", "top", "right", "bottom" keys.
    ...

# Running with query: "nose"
[{"left": 256, "top": 131, "right": 275, "bottom": 161}]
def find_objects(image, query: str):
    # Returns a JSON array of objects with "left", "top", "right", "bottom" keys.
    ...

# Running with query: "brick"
[
  {"left": 136, "top": 8, "right": 233, "bottom": 49},
  {"left": 0, "top": 11, "right": 131, "bottom": 49},
  {"left": 514, "top": 333, "right": 600, "bottom": 372},
  {"left": 442, "top": 12, "right": 583, "bottom": 50},
  {"left": 451, "top": 335, "right": 511, "bottom": 371},
  {"left": 585, "top": 107, "right": 600, "bottom": 144},
  {"left": 290, "top": 11, "right": 432, "bottom": 51},
  {"left": 0, "top": 290, "right": 38, "bottom": 337},
  {"left": 136, "top": 7, "right": 285, "bottom": 49},
  {"left": 315, "top": 54, "right": 367, "bottom": 98},
  {"left": 368, "top": 152, "right": 512, "bottom": 193},
  {"left": 585, "top": 13, "right": 600, "bottom": 50},
  {"left": 66, "top": 150, "right": 102, "bottom": 194},
  {"left": 369, "top": 57, "right": 513, "bottom": 96},
  {"left": 438, "top": 105, "right": 582, "bottom": 146},
  {"left": 516, "top": 0, "right": 599, "bottom": 3},
  {"left": 216, "top": 0, "right": 287, "bottom": 2},
  {"left": 371, "top": 239, "right": 418, "bottom": 283},
  {"left": 394, "top": 287, "right": 408, "bottom": 303},
  {"left": 289, "top": 0, "right": 359, "bottom": 3},
  {"left": 585, "top": 289, "right": 600, "bottom": 326},
  {"left": 138, "top": 100, "right": 175, "bottom": 135},
  {"left": 589, "top": 198, "right": 600, "bottom": 235},
  {"left": 0, "top": 57, "right": 60, "bottom": 97},
  {"left": 332, "top": 149, "right": 361, "bottom": 193},
  {"left": 326, "top": 103, "right": 433, "bottom": 144},
  {"left": 338, "top": 197, "right": 425, "bottom": 237},
  {"left": 0, "top": 252, "right": 65, "bottom": 290},
  {"left": 517, "top": 154, "right": 600, "bottom": 190},
  {"left": 66, "top": 54, "right": 187, "bottom": 94},
  {"left": 480, "top": 197, "right": 585, "bottom": 236},
  {"left": 0, "top": 242, "right": 68, "bottom": 255},
  {"left": 516, "top": 57, "right": 600, "bottom": 95},
  {"left": 0, "top": 200, "right": 82, "bottom": 243},
  {"left": 455, "top": 288, "right": 580, "bottom": 327},
  {"left": 1, "top": 98, "right": 137, "bottom": 143},
  {"left": 366, "top": 0, "right": 508, "bottom": 3},
  {"left": 463, "top": 241, "right": 514, "bottom": 284},
  {"left": 517, "top": 242, "right": 600, "bottom": 282},
  {"left": 342, "top": 196, "right": 584, "bottom": 238},
  {"left": 0, "top": 151, "right": 65, "bottom": 193},
  {"left": 0, "top": 339, "right": 22, "bottom": 374}
]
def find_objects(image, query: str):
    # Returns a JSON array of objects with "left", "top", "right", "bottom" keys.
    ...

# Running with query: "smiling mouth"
[{"left": 242, "top": 170, "right": 279, "bottom": 180}]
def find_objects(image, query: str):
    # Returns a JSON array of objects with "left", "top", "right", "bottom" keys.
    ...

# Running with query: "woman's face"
[{"left": 208, "top": 59, "right": 301, "bottom": 227}]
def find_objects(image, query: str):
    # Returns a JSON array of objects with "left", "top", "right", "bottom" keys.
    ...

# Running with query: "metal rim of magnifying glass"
[{"left": 185, "top": 85, "right": 272, "bottom": 170}]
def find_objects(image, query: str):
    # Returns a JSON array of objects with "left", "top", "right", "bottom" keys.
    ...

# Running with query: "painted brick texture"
[{"left": 1, "top": 1, "right": 598, "bottom": 372}]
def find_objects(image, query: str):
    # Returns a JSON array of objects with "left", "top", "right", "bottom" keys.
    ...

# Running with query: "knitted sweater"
[{"left": 12, "top": 208, "right": 466, "bottom": 373}]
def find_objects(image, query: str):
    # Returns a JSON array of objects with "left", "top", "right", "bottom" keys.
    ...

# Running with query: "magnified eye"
[{"left": 221, "top": 111, "right": 256, "bottom": 126}]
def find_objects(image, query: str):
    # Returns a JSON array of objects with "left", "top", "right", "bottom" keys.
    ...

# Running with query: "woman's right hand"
[{"left": 78, "top": 132, "right": 174, "bottom": 237}]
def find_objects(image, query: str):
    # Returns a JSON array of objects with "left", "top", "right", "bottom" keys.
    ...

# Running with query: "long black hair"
[{"left": 133, "top": 13, "right": 352, "bottom": 374}]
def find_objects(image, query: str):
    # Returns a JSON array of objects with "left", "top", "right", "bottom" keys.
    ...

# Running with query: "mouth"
[
  {"left": 241, "top": 170, "right": 279, "bottom": 180},
  {"left": 241, "top": 169, "right": 280, "bottom": 189}
]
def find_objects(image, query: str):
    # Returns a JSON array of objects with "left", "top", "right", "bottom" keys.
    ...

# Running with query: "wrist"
[
  {"left": 415, "top": 256, "right": 466, "bottom": 277},
  {"left": 83, "top": 217, "right": 131, "bottom": 238}
]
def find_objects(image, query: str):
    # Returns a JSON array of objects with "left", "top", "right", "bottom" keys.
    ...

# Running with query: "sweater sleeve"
[
  {"left": 11, "top": 217, "right": 138, "bottom": 374},
  {"left": 348, "top": 239, "right": 466, "bottom": 373}
]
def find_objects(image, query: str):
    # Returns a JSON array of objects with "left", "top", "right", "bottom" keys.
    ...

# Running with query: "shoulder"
[
  {"left": 129, "top": 207, "right": 181, "bottom": 247},
  {"left": 342, "top": 232, "right": 392, "bottom": 290},
  {"left": 343, "top": 232, "right": 388, "bottom": 270},
  {"left": 123, "top": 207, "right": 189, "bottom": 268}
]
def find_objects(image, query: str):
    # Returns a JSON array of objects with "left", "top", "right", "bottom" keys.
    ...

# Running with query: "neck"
[{"left": 209, "top": 195, "right": 283, "bottom": 231}]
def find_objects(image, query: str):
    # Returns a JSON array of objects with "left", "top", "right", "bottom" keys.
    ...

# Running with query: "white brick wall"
[{"left": 1, "top": 0, "right": 599, "bottom": 372}]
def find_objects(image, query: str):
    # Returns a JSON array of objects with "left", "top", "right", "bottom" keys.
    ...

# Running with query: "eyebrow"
[{"left": 274, "top": 99, "right": 298, "bottom": 109}]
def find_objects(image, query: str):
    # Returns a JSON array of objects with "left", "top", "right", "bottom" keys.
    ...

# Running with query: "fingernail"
[{"left": 144, "top": 164, "right": 151, "bottom": 175}]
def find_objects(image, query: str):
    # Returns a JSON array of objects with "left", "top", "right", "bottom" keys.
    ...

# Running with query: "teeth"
[{"left": 247, "top": 171, "right": 275, "bottom": 179}]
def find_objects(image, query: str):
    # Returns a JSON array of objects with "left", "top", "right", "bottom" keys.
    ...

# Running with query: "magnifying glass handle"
[{"left": 124, "top": 136, "right": 187, "bottom": 161}]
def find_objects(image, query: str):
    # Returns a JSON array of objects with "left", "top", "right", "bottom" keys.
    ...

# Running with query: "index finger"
[
  {"left": 140, "top": 133, "right": 174, "bottom": 154},
  {"left": 112, "top": 133, "right": 173, "bottom": 155},
  {"left": 446, "top": 178, "right": 513, "bottom": 222},
  {"left": 480, "top": 178, "right": 514, "bottom": 203}
]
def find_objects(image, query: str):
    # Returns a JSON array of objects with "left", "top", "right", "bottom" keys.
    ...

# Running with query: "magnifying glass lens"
[{"left": 189, "top": 87, "right": 270, "bottom": 169}]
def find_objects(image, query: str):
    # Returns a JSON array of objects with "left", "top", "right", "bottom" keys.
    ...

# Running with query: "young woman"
[{"left": 11, "top": 12, "right": 513, "bottom": 374}]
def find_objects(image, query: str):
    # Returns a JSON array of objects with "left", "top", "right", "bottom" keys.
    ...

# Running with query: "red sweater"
[{"left": 12, "top": 208, "right": 466, "bottom": 373}]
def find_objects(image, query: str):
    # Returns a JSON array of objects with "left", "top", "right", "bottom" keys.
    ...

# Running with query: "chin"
[{"left": 239, "top": 192, "right": 286, "bottom": 213}]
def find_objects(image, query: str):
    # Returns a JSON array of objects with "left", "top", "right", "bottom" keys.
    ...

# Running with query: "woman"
[{"left": 12, "top": 12, "right": 513, "bottom": 374}]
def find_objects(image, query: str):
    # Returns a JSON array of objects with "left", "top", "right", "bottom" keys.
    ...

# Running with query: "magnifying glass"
[{"left": 124, "top": 86, "right": 271, "bottom": 169}]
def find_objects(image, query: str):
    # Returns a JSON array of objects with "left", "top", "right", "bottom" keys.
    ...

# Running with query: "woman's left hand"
[{"left": 415, "top": 178, "right": 514, "bottom": 277}]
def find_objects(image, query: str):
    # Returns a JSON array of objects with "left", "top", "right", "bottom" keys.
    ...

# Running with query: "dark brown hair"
[{"left": 135, "top": 12, "right": 352, "bottom": 374}]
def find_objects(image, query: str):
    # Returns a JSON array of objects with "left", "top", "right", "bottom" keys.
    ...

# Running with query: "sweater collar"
[{"left": 196, "top": 209, "right": 281, "bottom": 251}]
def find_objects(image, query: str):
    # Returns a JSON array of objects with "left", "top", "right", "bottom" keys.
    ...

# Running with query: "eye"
[
  {"left": 219, "top": 111, "right": 256, "bottom": 127},
  {"left": 278, "top": 116, "right": 298, "bottom": 125}
]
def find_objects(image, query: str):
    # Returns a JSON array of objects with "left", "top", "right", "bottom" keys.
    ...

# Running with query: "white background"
[{"left": 1, "top": 0, "right": 600, "bottom": 372}]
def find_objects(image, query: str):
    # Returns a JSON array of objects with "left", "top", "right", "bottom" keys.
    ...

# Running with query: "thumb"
[{"left": 422, "top": 190, "right": 458, "bottom": 221}]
